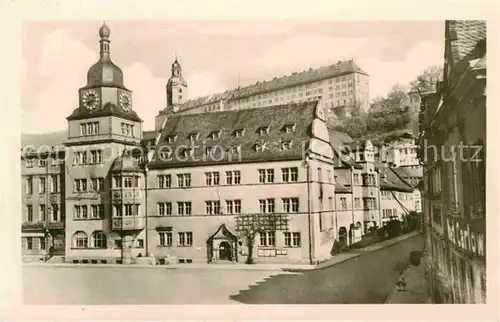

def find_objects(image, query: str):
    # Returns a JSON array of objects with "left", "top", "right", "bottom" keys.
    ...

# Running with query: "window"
[
  {"left": 26, "top": 205, "right": 33, "bottom": 222},
  {"left": 284, "top": 232, "right": 301, "bottom": 247},
  {"left": 123, "top": 175, "right": 139, "bottom": 188},
  {"left": 340, "top": 197, "right": 348, "bottom": 210},
  {"left": 90, "top": 150, "right": 103, "bottom": 164},
  {"left": 75, "top": 179, "right": 87, "bottom": 192},
  {"left": 159, "top": 232, "right": 172, "bottom": 246},
  {"left": 282, "top": 198, "right": 299, "bottom": 213},
  {"left": 205, "top": 172, "right": 220, "bottom": 186},
  {"left": 113, "top": 205, "right": 123, "bottom": 217},
  {"left": 136, "top": 239, "right": 144, "bottom": 248},
  {"left": 73, "top": 231, "right": 88, "bottom": 248},
  {"left": 90, "top": 177, "right": 104, "bottom": 192},
  {"left": 157, "top": 202, "right": 172, "bottom": 216},
  {"left": 124, "top": 204, "right": 139, "bottom": 216},
  {"left": 178, "top": 232, "right": 193, "bottom": 247},
  {"left": 25, "top": 159, "right": 34, "bottom": 168},
  {"left": 38, "top": 177, "right": 46, "bottom": 194},
  {"left": 362, "top": 174, "right": 376, "bottom": 186},
  {"left": 91, "top": 231, "right": 106, "bottom": 248},
  {"left": 259, "top": 169, "right": 275, "bottom": 183},
  {"left": 38, "top": 159, "right": 47, "bottom": 167},
  {"left": 26, "top": 176, "right": 33, "bottom": 194},
  {"left": 233, "top": 129, "right": 245, "bottom": 138},
  {"left": 177, "top": 173, "right": 191, "bottom": 187},
  {"left": 226, "top": 170, "right": 241, "bottom": 185},
  {"left": 165, "top": 135, "right": 177, "bottom": 143},
  {"left": 353, "top": 173, "right": 360, "bottom": 185},
  {"left": 229, "top": 145, "right": 241, "bottom": 154},
  {"left": 40, "top": 237, "right": 46, "bottom": 250},
  {"left": 225, "top": 200, "right": 241, "bottom": 214},
  {"left": 363, "top": 197, "right": 377, "bottom": 209},
  {"left": 205, "top": 201, "right": 221, "bottom": 215},
  {"left": 259, "top": 232, "right": 276, "bottom": 246},
  {"left": 281, "top": 140, "right": 292, "bottom": 150},
  {"left": 282, "top": 167, "right": 299, "bottom": 182},
  {"left": 283, "top": 124, "right": 296, "bottom": 133},
  {"left": 354, "top": 198, "right": 361, "bottom": 209},
  {"left": 91, "top": 205, "right": 104, "bottom": 219},
  {"left": 80, "top": 122, "right": 99, "bottom": 136},
  {"left": 208, "top": 131, "right": 221, "bottom": 139},
  {"left": 39, "top": 204, "right": 46, "bottom": 221},
  {"left": 74, "top": 151, "right": 87, "bottom": 165},
  {"left": 259, "top": 198, "right": 275, "bottom": 213},
  {"left": 26, "top": 237, "right": 33, "bottom": 250},
  {"left": 51, "top": 204, "right": 59, "bottom": 221},
  {"left": 121, "top": 123, "right": 135, "bottom": 137},
  {"left": 188, "top": 132, "right": 199, "bottom": 142},
  {"left": 258, "top": 126, "right": 270, "bottom": 136},
  {"left": 177, "top": 202, "right": 192, "bottom": 216},
  {"left": 157, "top": 174, "right": 172, "bottom": 188},
  {"left": 48, "top": 175, "right": 59, "bottom": 193},
  {"left": 74, "top": 205, "right": 88, "bottom": 219}
]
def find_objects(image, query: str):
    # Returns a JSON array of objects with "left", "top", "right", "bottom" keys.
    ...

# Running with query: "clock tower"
[
  {"left": 166, "top": 56, "right": 188, "bottom": 112},
  {"left": 63, "top": 23, "right": 146, "bottom": 264}
]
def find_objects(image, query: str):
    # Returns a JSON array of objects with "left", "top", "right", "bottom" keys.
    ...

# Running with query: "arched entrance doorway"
[
  {"left": 219, "top": 241, "right": 232, "bottom": 261},
  {"left": 207, "top": 224, "right": 238, "bottom": 263}
]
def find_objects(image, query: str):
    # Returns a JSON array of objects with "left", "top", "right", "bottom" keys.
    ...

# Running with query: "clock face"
[
  {"left": 82, "top": 90, "right": 100, "bottom": 110},
  {"left": 119, "top": 92, "right": 132, "bottom": 111}
]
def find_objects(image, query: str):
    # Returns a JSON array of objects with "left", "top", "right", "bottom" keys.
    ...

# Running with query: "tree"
[
  {"left": 409, "top": 65, "right": 443, "bottom": 95},
  {"left": 366, "top": 85, "right": 412, "bottom": 135},
  {"left": 235, "top": 213, "right": 289, "bottom": 264}
]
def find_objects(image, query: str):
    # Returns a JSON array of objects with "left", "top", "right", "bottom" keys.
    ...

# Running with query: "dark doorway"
[
  {"left": 339, "top": 227, "right": 348, "bottom": 249},
  {"left": 219, "top": 241, "right": 232, "bottom": 261}
]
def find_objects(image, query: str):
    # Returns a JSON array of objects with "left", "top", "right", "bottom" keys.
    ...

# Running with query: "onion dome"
[
  {"left": 85, "top": 22, "right": 126, "bottom": 89},
  {"left": 110, "top": 153, "right": 141, "bottom": 172},
  {"left": 168, "top": 57, "right": 187, "bottom": 86}
]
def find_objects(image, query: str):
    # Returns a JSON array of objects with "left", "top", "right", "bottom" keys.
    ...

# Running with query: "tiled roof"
[
  {"left": 149, "top": 101, "right": 319, "bottom": 169},
  {"left": 178, "top": 60, "right": 367, "bottom": 112},
  {"left": 67, "top": 102, "right": 142, "bottom": 122},
  {"left": 335, "top": 182, "right": 351, "bottom": 193},
  {"left": 393, "top": 166, "right": 423, "bottom": 179},
  {"left": 21, "top": 130, "right": 67, "bottom": 149},
  {"left": 447, "top": 20, "right": 486, "bottom": 64},
  {"left": 334, "top": 169, "right": 352, "bottom": 193},
  {"left": 379, "top": 167, "right": 414, "bottom": 192},
  {"left": 328, "top": 129, "right": 362, "bottom": 169}
]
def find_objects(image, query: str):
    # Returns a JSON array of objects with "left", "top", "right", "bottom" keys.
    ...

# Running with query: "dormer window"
[
  {"left": 281, "top": 140, "right": 293, "bottom": 151},
  {"left": 233, "top": 129, "right": 245, "bottom": 138},
  {"left": 205, "top": 146, "right": 213, "bottom": 155},
  {"left": 188, "top": 132, "right": 199, "bottom": 142},
  {"left": 258, "top": 126, "right": 270, "bottom": 136},
  {"left": 208, "top": 130, "right": 221, "bottom": 140},
  {"left": 159, "top": 149, "right": 172, "bottom": 160},
  {"left": 166, "top": 135, "right": 177, "bottom": 143},
  {"left": 181, "top": 148, "right": 193, "bottom": 158},
  {"left": 229, "top": 145, "right": 241, "bottom": 154},
  {"left": 283, "top": 124, "right": 296, "bottom": 133},
  {"left": 253, "top": 143, "right": 266, "bottom": 152}
]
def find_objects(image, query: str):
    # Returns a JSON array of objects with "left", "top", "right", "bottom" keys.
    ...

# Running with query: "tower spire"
[{"left": 98, "top": 22, "right": 111, "bottom": 58}]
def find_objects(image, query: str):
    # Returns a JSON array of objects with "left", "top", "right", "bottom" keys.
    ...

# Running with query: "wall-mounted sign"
[{"left": 446, "top": 218, "right": 485, "bottom": 258}]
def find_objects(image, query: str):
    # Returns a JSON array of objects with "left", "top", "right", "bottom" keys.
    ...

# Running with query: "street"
[{"left": 23, "top": 234, "right": 423, "bottom": 304}]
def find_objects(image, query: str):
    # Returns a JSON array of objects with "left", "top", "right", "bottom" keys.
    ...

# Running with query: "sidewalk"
[
  {"left": 24, "top": 231, "right": 421, "bottom": 272},
  {"left": 384, "top": 260, "right": 429, "bottom": 304}
]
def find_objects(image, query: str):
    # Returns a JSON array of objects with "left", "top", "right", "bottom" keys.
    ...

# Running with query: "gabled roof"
[
  {"left": 177, "top": 60, "right": 367, "bottom": 112},
  {"left": 328, "top": 129, "right": 362, "bottom": 169},
  {"left": 67, "top": 102, "right": 142, "bottom": 122},
  {"left": 393, "top": 166, "right": 423, "bottom": 179},
  {"left": 149, "top": 101, "right": 319, "bottom": 169},
  {"left": 447, "top": 20, "right": 486, "bottom": 64},
  {"left": 379, "top": 166, "right": 414, "bottom": 192}
]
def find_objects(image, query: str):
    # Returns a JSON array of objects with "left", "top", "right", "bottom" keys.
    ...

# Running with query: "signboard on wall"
[{"left": 445, "top": 217, "right": 485, "bottom": 259}]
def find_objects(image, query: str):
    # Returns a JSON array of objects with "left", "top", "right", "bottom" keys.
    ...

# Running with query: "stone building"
[{"left": 419, "top": 20, "right": 486, "bottom": 303}]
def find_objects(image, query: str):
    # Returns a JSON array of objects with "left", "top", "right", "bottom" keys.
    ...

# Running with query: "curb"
[{"left": 24, "top": 232, "right": 422, "bottom": 272}]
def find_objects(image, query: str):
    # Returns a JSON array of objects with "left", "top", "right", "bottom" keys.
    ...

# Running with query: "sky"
[{"left": 21, "top": 20, "right": 445, "bottom": 134}]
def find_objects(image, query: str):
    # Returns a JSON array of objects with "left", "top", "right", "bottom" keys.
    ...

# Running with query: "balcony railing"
[{"left": 111, "top": 216, "right": 145, "bottom": 231}]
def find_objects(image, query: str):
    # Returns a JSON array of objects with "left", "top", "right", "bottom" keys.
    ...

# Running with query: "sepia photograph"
[{"left": 17, "top": 19, "right": 488, "bottom": 307}]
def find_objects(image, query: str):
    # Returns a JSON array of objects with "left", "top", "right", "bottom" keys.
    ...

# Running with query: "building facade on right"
[{"left": 420, "top": 20, "right": 486, "bottom": 304}]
